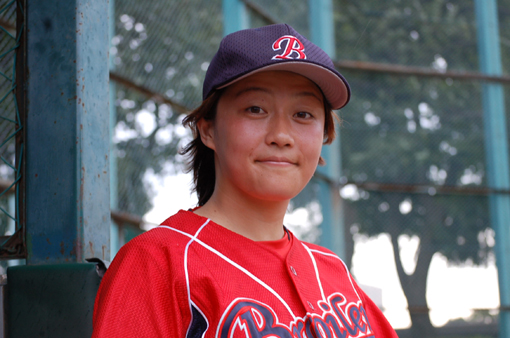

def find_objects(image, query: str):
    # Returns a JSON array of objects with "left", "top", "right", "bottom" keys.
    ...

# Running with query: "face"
[{"left": 198, "top": 70, "right": 326, "bottom": 203}]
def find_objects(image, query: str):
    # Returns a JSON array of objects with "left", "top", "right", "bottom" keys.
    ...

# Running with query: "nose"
[{"left": 265, "top": 113, "right": 294, "bottom": 148}]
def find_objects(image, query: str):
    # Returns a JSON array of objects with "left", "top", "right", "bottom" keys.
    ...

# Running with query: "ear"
[{"left": 197, "top": 118, "right": 216, "bottom": 151}]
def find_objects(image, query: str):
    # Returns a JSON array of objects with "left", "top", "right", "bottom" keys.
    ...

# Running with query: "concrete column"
[
  {"left": 310, "top": 0, "right": 346, "bottom": 258},
  {"left": 25, "top": 0, "right": 110, "bottom": 264},
  {"left": 222, "top": 0, "right": 249, "bottom": 36},
  {"left": 474, "top": 1, "right": 510, "bottom": 336}
]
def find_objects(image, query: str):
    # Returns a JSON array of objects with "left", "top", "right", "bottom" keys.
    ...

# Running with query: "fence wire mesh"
[
  {"left": 63, "top": 0, "right": 510, "bottom": 335},
  {"left": 245, "top": 0, "right": 310, "bottom": 36},
  {"left": 107, "top": 0, "right": 510, "bottom": 336},
  {"left": 334, "top": 1, "right": 480, "bottom": 71},
  {"left": 340, "top": 73, "right": 486, "bottom": 186},
  {"left": 111, "top": 0, "right": 223, "bottom": 221},
  {"left": 0, "top": 0, "right": 502, "bottom": 334},
  {"left": 112, "top": 0, "right": 223, "bottom": 110},
  {"left": 0, "top": 0, "right": 24, "bottom": 262},
  {"left": 331, "top": 2, "right": 503, "bottom": 335}
]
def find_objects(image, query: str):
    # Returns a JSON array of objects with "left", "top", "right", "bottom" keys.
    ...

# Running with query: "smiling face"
[{"left": 198, "top": 70, "right": 326, "bottom": 204}]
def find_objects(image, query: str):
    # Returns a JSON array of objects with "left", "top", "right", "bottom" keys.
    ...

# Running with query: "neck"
[{"left": 194, "top": 189, "right": 289, "bottom": 241}]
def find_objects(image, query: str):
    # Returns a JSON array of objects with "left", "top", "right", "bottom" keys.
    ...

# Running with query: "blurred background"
[{"left": 1, "top": 0, "right": 509, "bottom": 337}]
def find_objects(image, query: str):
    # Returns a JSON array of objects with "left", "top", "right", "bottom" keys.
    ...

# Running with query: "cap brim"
[{"left": 217, "top": 61, "right": 350, "bottom": 110}]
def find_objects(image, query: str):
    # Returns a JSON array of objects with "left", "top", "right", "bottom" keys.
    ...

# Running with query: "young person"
[{"left": 92, "top": 24, "right": 398, "bottom": 337}]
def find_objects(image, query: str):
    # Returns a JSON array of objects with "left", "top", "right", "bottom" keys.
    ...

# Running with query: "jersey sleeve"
[
  {"left": 352, "top": 279, "right": 400, "bottom": 337},
  {"left": 92, "top": 235, "right": 188, "bottom": 337}
]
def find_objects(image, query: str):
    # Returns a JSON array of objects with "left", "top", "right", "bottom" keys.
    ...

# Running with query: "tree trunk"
[
  {"left": 389, "top": 225, "right": 435, "bottom": 338},
  {"left": 343, "top": 201, "right": 356, "bottom": 270}
]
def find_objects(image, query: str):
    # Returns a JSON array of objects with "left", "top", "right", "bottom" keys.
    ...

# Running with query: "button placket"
[{"left": 286, "top": 245, "right": 324, "bottom": 316}]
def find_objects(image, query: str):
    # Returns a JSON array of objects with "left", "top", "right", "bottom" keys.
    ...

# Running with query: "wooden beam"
[
  {"left": 335, "top": 59, "right": 510, "bottom": 84},
  {"left": 109, "top": 72, "right": 190, "bottom": 115}
]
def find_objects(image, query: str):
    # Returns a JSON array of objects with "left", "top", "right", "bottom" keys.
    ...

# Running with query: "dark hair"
[{"left": 180, "top": 90, "right": 338, "bottom": 206}]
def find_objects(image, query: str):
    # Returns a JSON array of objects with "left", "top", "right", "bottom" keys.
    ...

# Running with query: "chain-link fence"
[
  {"left": 111, "top": 0, "right": 223, "bottom": 224},
  {"left": 0, "top": 0, "right": 502, "bottom": 335},
  {"left": 108, "top": 1, "right": 507, "bottom": 335},
  {"left": 332, "top": 2, "right": 503, "bottom": 335},
  {"left": 0, "top": 0, "right": 24, "bottom": 265}
]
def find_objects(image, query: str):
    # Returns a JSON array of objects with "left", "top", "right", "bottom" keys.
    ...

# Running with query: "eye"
[
  {"left": 295, "top": 111, "right": 313, "bottom": 119},
  {"left": 247, "top": 106, "right": 264, "bottom": 114}
]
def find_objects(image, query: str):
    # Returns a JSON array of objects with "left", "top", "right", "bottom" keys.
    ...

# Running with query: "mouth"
[{"left": 256, "top": 156, "right": 296, "bottom": 166}]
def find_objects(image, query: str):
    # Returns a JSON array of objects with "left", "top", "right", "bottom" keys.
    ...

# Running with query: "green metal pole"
[
  {"left": 7, "top": 195, "right": 23, "bottom": 267},
  {"left": 309, "top": 0, "right": 346, "bottom": 259},
  {"left": 222, "top": 0, "right": 249, "bottom": 36},
  {"left": 109, "top": 0, "right": 119, "bottom": 258},
  {"left": 25, "top": 0, "right": 110, "bottom": 264},
  {"left": 474, "top": 1, "right": 510, "bottom": 336}
]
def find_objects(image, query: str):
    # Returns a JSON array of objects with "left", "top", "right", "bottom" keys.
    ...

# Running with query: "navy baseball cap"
[{"left": 203, "top": 24, "right": 350, "bottom": 110}]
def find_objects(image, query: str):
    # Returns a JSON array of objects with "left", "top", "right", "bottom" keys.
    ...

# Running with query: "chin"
[{"left": 249, "top": 187, "right": 304, "bottom": 203}]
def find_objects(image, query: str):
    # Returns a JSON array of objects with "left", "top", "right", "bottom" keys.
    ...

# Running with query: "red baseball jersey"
[{"left": 92, "top": 210, "right": 398, "bottom": 337}]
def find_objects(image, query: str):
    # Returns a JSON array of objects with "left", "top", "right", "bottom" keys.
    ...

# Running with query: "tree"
[
  {"left": 110, "top": 1, "right": 503, "bottom": 336},
  {"left": 334, "top": 1, "right": 498, "bottom": 336},
  {"left": 111, "top": 0, "right": 223, "bottom": 216}
]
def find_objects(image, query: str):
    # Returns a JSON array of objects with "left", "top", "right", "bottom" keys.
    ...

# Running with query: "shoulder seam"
[{"left": 307, "top": 248, "right": 362, "bottom": 302}]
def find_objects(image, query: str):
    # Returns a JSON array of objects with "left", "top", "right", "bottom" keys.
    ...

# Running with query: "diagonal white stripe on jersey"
[
  {"left": 308, "top": 248, "right": 361, "bottom": 301},
  {"left": 158, "top": 224, "right": 297, "bottom": 319},
  {"left": 301, "top": 243, "right": 326, "bottom": 302}
]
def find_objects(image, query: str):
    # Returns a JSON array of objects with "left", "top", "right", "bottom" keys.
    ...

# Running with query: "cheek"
[
  {"left": 304, "top": 142, "right": 323, "bottom": 166},
  {"left": 300, "top": 126, "right": 325, "bottom": 160},
  {"left": 213, "top": 120, "right": 263, "bottom": 162}
]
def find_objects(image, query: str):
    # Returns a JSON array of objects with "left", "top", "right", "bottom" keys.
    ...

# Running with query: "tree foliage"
[
  {"left": 110, "top": 0, "right": 506, "bottom": 335},
  {"left": 112, "top": 0, "right": 223, "bottom": 216},
  {"left": 334, "top": 0, "right": 502, "bottom": 335}
]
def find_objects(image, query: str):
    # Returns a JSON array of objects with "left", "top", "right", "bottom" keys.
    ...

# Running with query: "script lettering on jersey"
[
  {"left": 217, "top": 293, "right": 374, "bottom": 338},
  {"left": 272, "top": 35, "right": 306, "bottom": 60}
]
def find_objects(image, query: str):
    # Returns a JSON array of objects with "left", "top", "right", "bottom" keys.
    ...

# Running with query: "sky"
[{"left": 143, "top": 171, "right": 500, "bottom": 330}]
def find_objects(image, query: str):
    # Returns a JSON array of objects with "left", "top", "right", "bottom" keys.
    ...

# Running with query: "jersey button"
[{"left": 290, "top": 266, "right": 297, "bottom": 276}]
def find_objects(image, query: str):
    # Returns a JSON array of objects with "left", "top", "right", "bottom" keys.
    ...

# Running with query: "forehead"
[{"left": 222, "top": 70, "right": 324, "bottom": 100}]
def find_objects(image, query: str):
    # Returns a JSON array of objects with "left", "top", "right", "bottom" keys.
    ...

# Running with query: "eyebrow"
[
  {"left": 234, "top": 87, "right": 323, "bottom": 104},
  {"left": 293, "top": 91, "right": 323, "bottom": 104},
  {"left": 234, "top": 86, "right": 272, "bottom": 98}
]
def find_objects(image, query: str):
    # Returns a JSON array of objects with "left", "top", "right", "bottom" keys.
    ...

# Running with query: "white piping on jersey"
[
  {"left": 159, "top": 223, "right": 297, "bottom": 319},
  {"left": 307, "top": 248, "right": 362, "bottom": 302},
  {"left": 184, "top": 220, "right": 210, "bottom": 338},
  {"left": 301, "top": 243, "right": 326, "bottom": 302},
  {"left": 190, "top": 300, "right": 210, "bottom": 338}
]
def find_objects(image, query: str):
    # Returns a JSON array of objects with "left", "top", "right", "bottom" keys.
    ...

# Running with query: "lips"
[{"left": 256, "top": 156, "right": 296, "bottom": 165}]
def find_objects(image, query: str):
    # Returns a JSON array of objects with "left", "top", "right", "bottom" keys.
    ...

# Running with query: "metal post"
[
  {"left": 25, "top": 0, "right": 110, "bottom": 264},
  {"left": 474, "top": 1, "right": 510, "bottom": 336},
  {"left": 109, "top": 0, "right": 120, "bottom": 258},
  {"left": 7, "top": 195, "right": 24, "bottom": 267},
  {"left": 309, "top": 0, "right": 346, "bottom": 258},
  {"left": 222, "top": 0, "right": 249, "bottom": 36}
]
